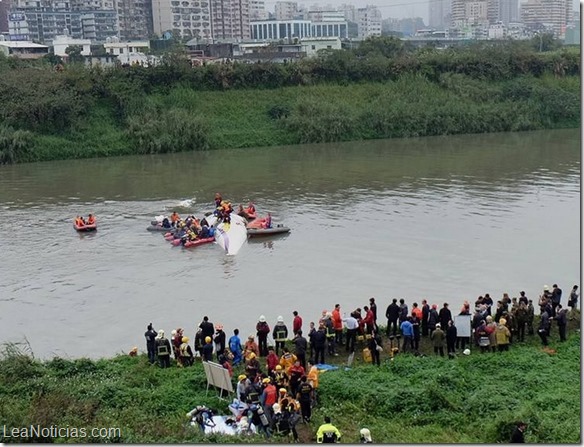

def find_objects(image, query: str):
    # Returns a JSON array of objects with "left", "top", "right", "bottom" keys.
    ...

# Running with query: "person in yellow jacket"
[
  {"left": 316, "top": 416, "right": 341, "bottom": 443},
  {"left": 495, "top": 318, "right": 511, "bottom": 352}
]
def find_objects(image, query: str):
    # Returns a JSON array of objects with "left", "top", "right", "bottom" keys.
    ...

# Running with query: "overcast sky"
[{"left": 265, "top": 0, "right": 581, "bottom": 23}]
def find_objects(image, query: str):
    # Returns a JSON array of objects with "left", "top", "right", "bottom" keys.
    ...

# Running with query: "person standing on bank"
[
  {"left": 145, "top": 323, "right": 157, "bottom": 364},
  {"left": 568, "top": 285, "right": 579, "bottom": 311},
  {"left": 332, "top": 304, "right": 343, "bottom": 346},
  {"left": 292, "top": 311, "right": 303, "bottom": 336},
  {"left": 431, "top": 323, "right": 445, "bottom": 357},
  {"left": 555, "top": 304, "right": 568, "bottom": 342},
  {"left": 538, "top": 308, "right": 551, "bottom": 346},
  {"left": 510, "top": 421, "right": 527, "bottom": 443},
  {"left": 214, "top": 324, "right": 226, "bottom": 361},
  {"left": 155, "top": 329, "right": 171, "bottom": 368},
  {"left": 439, "top": 302, "right": 452, "bottom": 329},
  {"left": 199, "top": 316, "right": 215, "bottom": 341},
  {"left": 369, "top": 297, "right": 378, "bottom": 330},
  {"left": 368, "top": 330, "right": 382, "bottom": 366},
  {"left": 421, "top": 299, "right": 430, "bottom": 337},
  {"left": 273, "top": 316, "right": 289, "bottom": 355},
  {"left": 256, "top": 315, "right": 271, "bottom": 357},
  {"left": 446, "top": 320, "right": 457, "bottom": 358},
  {"left": 385, "top": 299, "right": 400, "bottom": 337},
  {"left": 400, "top": 316, "right": 414, "bottom": 353},
  {"left": 343, "top": 312, "right": 359, "bottom": 353},
  {"left": 294, "top": 330, "right": 308, "bottom": 370},
  {"left": 551, "top": 284, "right": 562, "bottom": 317}
]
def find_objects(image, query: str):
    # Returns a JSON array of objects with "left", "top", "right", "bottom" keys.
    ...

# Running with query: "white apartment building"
[
  {"left": 274, "top": 1, "right": 297, "bottom": 20},
  {"left": 300, "top": 36, "right": 340, "bottom": 56},
  {"left": 356, "top": 5, "right": 381, "bottom": 38},
  {"left": 152, "top": 0, "right": 211, "bottom": 40},
  {"left": 52, "top": 33, "right": 91, "bottom": 55},
  {"left": 103, "top": 36, "right": 149, "bottom": 54}
]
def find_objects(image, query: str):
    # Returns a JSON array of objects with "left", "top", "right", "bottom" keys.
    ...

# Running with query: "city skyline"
[{"left": 264, "top": 0, "right": 581, "bottom": 23}]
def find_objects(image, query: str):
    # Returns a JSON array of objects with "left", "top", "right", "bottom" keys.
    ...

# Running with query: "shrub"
[
  {"left": 0, "top": 125, "right": 35, "bottom": 164},
  {"left": 126, "top": 108, "right": 210, "bottom": 154}
]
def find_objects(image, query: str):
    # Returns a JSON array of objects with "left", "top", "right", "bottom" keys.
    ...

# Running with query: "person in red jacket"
[
  {"left": 363, "top": 306, "right": 375, "bottom": 334},
  {"left": 331, "top": 304, "right": 343, "bottom": 346},
  {"left": 266, "top": 346, "right": 280, "bottom": 374},
  {"left": 293, "top": 311, "right": 303, "bottom": 336},
  {"left": 260, "top": 377, "right": 277, "bottom": 419}
]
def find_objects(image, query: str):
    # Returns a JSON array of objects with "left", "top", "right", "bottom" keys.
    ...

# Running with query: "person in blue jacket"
[{"left": 229, "top": 329, "right": 243, "bottom": 366}]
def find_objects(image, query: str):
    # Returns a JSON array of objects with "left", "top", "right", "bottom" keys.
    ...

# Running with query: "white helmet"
[{"left": 463, "top": 349, "right": 471, "bottom": 356}]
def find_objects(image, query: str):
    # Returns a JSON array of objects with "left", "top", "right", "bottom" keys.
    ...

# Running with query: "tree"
[
  {"left": 65, "top": 45, "right": 85, "bottom": 64},
  {"left": 530, "top": 33, "right": 561, "bottom": 52},
  {"left": 353, "top": 36, "right": 408, "bottom": 59},
  {"left": 43, "top": 53, "right": 63, "bottom": 66}
]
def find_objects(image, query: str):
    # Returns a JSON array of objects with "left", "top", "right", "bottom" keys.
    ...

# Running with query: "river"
[{"left": 0, "top": 129, "right": 580, "bottom": 359}]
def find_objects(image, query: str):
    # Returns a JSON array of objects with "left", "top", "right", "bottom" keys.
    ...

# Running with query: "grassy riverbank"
[
  {"left": 0, "top": 314, "right": 580, "bottom": 443},
  {"left": 0, "top": 41, "right": 580, "bottom": 164}
]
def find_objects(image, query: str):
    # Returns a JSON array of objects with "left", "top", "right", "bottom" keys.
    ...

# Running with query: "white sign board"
[
  {"left": 202, "top": 361, "right": 233, "bottom": 395},
  {"left": 454, "top": 314, "right": 472, "bottom": 338}
]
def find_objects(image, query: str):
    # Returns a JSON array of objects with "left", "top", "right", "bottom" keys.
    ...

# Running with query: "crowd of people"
[
  {"left": 138, "top": 283, "right": 578, "bottom": 441},
  {"left": 155, "top": 193, "right": 274, "bottom": 246}
]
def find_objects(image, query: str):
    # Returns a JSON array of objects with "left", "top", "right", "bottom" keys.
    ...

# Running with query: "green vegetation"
[
  {"left": 0, "top": 38, "right": 579, "bottom": 164},
  {"left": 0, "top": 315, "right": 580, "bottom": 443}
]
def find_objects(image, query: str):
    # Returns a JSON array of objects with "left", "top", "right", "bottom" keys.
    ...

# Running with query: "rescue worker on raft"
[
  {"left": 214, "top": 193, "right": 223, "bottom": 208},
  {"left": 248, "top": 213, "right": 272, "bottom": 230},
  {"left": 86, "top": 214, "right": 96, "bottom": 225},
  {"left": 170, "top": 211, "right": 180, "bottom": 227},
  {"left": 245, "top": 202, "right": 256, "bottom": 216},
  {"left": 74, "top": 216, "right": 85, "bottom": 226},
  {"left": 237, "top": 204, "right": 250, "bottom": 220}
]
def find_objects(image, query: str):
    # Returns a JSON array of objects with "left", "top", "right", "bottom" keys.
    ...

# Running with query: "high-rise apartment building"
[
  {"left": 486, "top": 0, "right": 518, "bottom": 24},
  {"left": 274, "top": 0, "right": 297, "bottom": 20},
  {"left": 520, "top": 0, "right": 569, "bottom": 37},
  {"left": 210, "top": 0, "right": 250, "bottom": 41},
  {"left": 9, "top": 0, "right": 117, "bottom": 42},
  {"left": 429, "top": 0, "right": 451, "bottom": 29},
  {"left": 0, "top": 0, "right": 11, "bottom": 33},
  {"left": 152, "top": 0, "right": 211, "bottom": 40},
  {"left": 356, "top": 5, "right": 381, "bottom": 38},
  {"left": 451, "top": 0, "right": 488, "bottom": 23},
  {"left": 116, "top": 0, "right": 152, "bottom": 40},
  {"left": 249, "top": 0, "right": 266, "bottom": 19},
  {"left": 336, "top": 3, "right": 355, "bottom": 22}
]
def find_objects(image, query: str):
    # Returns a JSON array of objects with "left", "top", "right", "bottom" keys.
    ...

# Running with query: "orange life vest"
[{"left": 87, "top": 216, "right": 95, "bottom": 225}]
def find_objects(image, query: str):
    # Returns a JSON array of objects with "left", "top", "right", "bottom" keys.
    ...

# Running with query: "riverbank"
[
  {"left": 1, "top": 313, "right": 580, "bottom": 443},
  {"left": 0, "top": 43, "right": 579, "bottom": 164}
]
